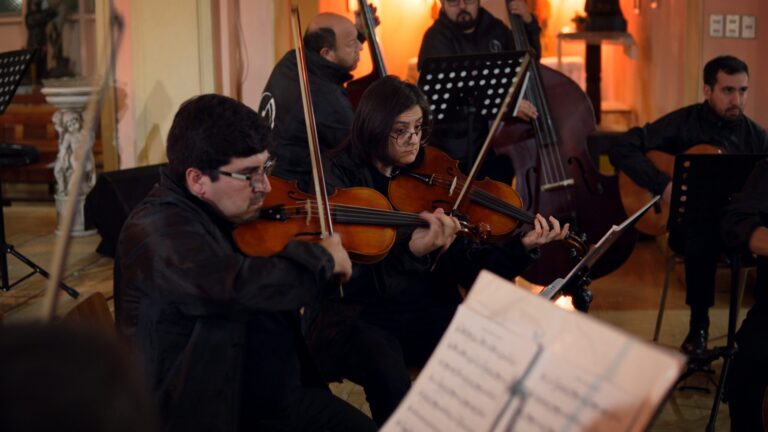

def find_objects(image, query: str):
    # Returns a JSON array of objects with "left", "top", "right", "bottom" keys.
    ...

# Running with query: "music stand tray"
[
  {"left": 418, "top": 50, "right": 530, "bottom": 123},
  {"left": 0, "top": 48, "right": 79, "bottom": 299},
  {"left": 540, "top": 195, "right": 661, "bottom": 308}
]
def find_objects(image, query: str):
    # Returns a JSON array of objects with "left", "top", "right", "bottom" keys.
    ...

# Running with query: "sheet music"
[{"left": 382, "top": 271, "right": 684, "bottom": 432}]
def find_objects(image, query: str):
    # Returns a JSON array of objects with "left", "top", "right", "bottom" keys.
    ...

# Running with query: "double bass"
[
  {"left": 346, "top": 0, "right": 386, "bottom": 108},
  {"left": 491, "top": 10, "right": 633, "bottom": 284}
]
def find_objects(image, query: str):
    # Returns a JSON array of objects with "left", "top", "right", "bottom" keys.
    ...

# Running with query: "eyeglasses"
[
  {"left": 217, "top": 157, "right": 276, "bottom": 186},
  {"left": 444, "top": 0, "right": 477, "bottom": 6},
  {"left": 390, "top": 125, "right": 430, "bottom": 148}
]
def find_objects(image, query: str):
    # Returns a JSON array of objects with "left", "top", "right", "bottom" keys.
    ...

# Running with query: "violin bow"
[
  {"left": 290, "top": 5, "right": 334, "bottom": 241},
  {"left": 451, "top": 53, "right": 532, "bottom": 214},
  {"left": 39, "top": 3, "right": 124, "bottom": 322}
]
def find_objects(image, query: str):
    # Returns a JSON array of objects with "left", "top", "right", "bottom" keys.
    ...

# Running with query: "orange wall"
[{"left": 317, "top": 0, "right": 436, "bottom": 81}]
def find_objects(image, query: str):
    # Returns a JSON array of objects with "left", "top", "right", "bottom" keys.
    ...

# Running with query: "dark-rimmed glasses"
[
  {"left": 390, "top": 125, "right": 430, "bottom": 148},
  {"left": 217, "top": 157, "right": 276, "bottom": 186}
]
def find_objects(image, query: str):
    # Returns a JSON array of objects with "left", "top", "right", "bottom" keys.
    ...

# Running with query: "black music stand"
[
  {"left": 418, "top": 51, "right": 530, "bottom": 170},
  {"left": 665, "top": 153, "right": 766, "bottom": 431},
  {"left": 0, "top": 48, "right": 79, "bottom": 299},
  {"left": 540, "top": 195, "right": 660, "bottom": 311}
]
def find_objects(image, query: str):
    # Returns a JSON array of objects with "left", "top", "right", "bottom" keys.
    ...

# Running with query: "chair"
[
  {"left": 762, "top": 385, "right": 768, "bottom": 432},
  {"left": 63, "top": 292, "right": 114, "bottom": 332},
  {"left": 652, "top": 251, "right": 753, "bottom": 343}
]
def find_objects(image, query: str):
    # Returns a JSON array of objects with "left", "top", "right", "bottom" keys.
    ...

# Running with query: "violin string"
[
  {"left": 531, "top": 66, "right": 569, "bottom": 185},
  {"left": 529, "top": 72, "right": 556, "bottom": 186},
  {"left": 278, "top": 202, "right": 427, "bottom": 225},
  {"left": 423, "top": 174, "right": 535, "bottom": 222}
]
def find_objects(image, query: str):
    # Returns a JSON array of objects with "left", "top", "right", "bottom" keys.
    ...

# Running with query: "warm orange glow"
[
  {"left": 541, "top": 0, "right": 588, "bottom": 57},
  {"left": 513, "top": 276, "right": 543, "bottom": 294},
  {"left": 314, "top": 0, "right": 640, "bottom": 125},
  {"left": 554, "top": 295, "right": 577, "bottom": 311},
  {"left": 319, "top": 0, "right": 435, "bottom": 81}
]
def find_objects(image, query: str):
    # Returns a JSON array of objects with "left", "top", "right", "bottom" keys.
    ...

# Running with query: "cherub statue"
[{"left": 53, "top": 110, "right": 96, "bottom": 196}]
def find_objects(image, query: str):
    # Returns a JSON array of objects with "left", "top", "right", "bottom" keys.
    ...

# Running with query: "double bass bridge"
[{"left": 541, "top": 178, "right": 575, "bottom": 192}]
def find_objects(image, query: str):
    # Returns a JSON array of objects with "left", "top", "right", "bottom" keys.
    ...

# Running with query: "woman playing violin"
[{"left": 306, "top": 76, "right": 569, "bottom": 425}]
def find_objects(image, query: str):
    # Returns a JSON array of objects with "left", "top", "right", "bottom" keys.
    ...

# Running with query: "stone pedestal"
[{"left": 41, "top": 78, "right": 97, "bottom": 237}]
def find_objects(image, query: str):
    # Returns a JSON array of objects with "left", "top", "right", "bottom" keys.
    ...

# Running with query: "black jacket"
[
  {"left": 260, "top": 50, "right": 354, "bottom": 190},
  {"left": 418, "top": 7, "right": 541, "bottom": 71},
  {"left": 721, "top": 159, "right": 768, "bottom": 362},
  {"left": 115, "top": 168, "right": 334, "bottom": 431},
  {"left": 610, "top": 102, "right": 768, "bottom": 195}
]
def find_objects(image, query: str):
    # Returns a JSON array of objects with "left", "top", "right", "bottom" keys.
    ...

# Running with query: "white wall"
[{"left": 117, "top": 0, "right": 216, "bottom": 167}]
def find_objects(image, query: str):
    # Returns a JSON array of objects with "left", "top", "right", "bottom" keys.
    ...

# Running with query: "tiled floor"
[{"left": 2, "top": 203, "right": 750, "bottom": 430}]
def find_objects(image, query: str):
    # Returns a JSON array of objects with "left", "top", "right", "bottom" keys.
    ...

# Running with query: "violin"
[
  {"left": 233, "top": 176, "right": 475, "bottom": 264},
  {"left": 389, "top": 146, "right": 586, "bottom": 252},
  {"left": 232, "top": 7, "right": 477, "bottom": 264},
  {"left": 393, "top": 53, "right": 586, "bottom": 255}
]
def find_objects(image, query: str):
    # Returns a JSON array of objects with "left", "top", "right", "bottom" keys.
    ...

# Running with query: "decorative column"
[{"left": 41, "top": 78, "right": 97, "bottom": 237}]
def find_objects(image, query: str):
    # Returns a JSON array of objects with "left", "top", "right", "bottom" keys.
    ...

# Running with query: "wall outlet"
[
  {"left": 725, "top": 14, "right": 741, "bottom": 38},
  {"left": 742, "top": 15, "right": 756, "bottom": 39},
  {"left": 709, "top": 14, "right": 724, "bottom": 37}
]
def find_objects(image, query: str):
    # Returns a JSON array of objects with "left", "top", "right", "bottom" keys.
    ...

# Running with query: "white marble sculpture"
[
  {"left": 52, "top": 110, "right": 96, "bottom": 196},
  {"left": 42, "top": 80, "right": 96, "bottom": 236}
]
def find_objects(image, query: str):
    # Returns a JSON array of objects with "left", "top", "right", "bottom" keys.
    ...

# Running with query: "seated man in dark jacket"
[
  {"left": 610, "top": 56, "right": 768, "bottom": 358},
  {"left": 260, "top": 12, "right": 365, "bottom": 190},
  {"left": 114, "top": 94, "right": 375, "bottom": 432},
  {"left": 722, "top": 158, "right": 768, "bottom": 431}
]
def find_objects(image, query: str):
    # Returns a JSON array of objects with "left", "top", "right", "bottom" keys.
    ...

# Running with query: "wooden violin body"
[
  {"left": 234, "top": 176, "right": 396, "bottom": 264},
  {"left": 618, "top": 144, "right": 722, "bottom": 236},
  {"left": 389, "top": 146, "right": 524, "bottom": 241},
  {"left": 389, "top": 146, "right": 587, "bottom": 256}
]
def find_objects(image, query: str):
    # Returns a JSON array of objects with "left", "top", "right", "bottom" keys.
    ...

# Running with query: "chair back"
[
  {"left": 64, "top": 292, "right": 114, "bottom": 332},
  {"left": 763, "top": 385, "right": 768, "bottom": 432}
]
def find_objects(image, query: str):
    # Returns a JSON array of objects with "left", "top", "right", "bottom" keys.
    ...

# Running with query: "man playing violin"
[
  {"left": 306, "top": 76, "right": 568, "bottom": 425},
  {"left": 610, "top": 56, "right": 768, "bottom": 358},
  {"left": 114, "top": 94, "right": 376, "bottom": 431},
  {"left": 722, "top": 157, "right": 768, "bottom": 431},
  {"left": 417, "top": 0, "right": 541, "bottom": 184},
  {"left": 260, "top": 10, "right": 377, "bottom": 191}
]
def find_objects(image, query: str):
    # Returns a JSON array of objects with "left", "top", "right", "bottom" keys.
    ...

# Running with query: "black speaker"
[{"left": 85, "top": 164, "right": 164, "bottom": 257}]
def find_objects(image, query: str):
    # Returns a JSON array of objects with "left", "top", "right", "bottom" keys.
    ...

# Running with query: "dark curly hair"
[
  {"left": 703, "top": 56, "right": 748, "bottom": 87},
  {"left": 166, "top": 94, "right": 272, "bottom": 184}
]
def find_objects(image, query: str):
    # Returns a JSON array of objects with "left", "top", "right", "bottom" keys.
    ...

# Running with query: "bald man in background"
[{"left": 260, "top": 12, "right": 367, "bottom": 190}]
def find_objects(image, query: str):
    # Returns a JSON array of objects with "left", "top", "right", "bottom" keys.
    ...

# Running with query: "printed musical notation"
[{"left": 382, "top": 271, "right": 685, "bottom": 432}]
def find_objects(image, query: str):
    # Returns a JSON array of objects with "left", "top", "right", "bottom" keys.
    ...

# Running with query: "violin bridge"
[
  {"left": 449, "top": 176, "right": 458, "bottom": 196},
  {"left": 304, "top": 200, "right": 312, "bottom": 225},
  {"left": 541, "top": 178, "right": 575, "bottom": 192}
]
